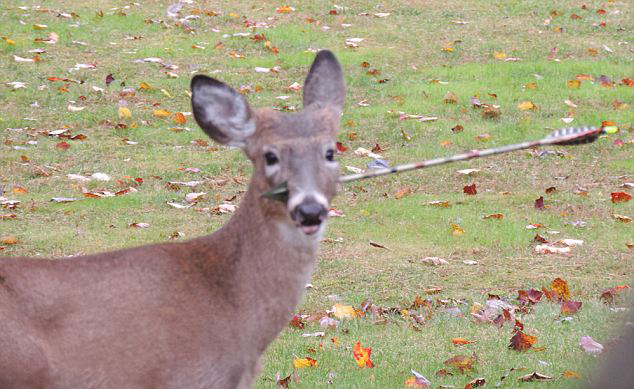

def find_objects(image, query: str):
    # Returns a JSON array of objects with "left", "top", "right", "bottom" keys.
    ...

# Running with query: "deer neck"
[{"left": 205, "top": 178, "right": 320, "bottom": 342}]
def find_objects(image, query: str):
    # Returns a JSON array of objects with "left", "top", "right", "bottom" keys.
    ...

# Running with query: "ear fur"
[
  {"left": 302, "top": 50, "right": 346, "bottom": 113},
  {"left": 191, "top": 75, "right": 255, "bottom": 148}
]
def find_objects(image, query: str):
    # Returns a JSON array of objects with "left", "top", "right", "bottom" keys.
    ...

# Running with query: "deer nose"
[{"left": 291, "top": 201, "right": 328, "bottom": 235}]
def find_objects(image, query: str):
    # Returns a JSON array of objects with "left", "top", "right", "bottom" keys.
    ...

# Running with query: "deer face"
[{"left": 191, "top": 51, "right": 345, "bottom": 237}]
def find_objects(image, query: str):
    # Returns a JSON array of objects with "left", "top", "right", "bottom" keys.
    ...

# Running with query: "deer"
[{"left": 0, "top": 50, "right": 345, "bottom": 388}]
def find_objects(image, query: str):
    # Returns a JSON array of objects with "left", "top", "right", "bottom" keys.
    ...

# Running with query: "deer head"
[{"left": 191, "top": 51, "right": 345, "bottom": 238}]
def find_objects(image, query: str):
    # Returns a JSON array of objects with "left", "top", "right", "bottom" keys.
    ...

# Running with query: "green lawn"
[{"left": 1, "top": 0, "right": 632, "bottom": 387}]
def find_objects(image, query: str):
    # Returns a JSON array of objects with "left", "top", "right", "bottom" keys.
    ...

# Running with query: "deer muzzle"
[{"left": 290, "top": 200, "right": 328, "bottom": 235}]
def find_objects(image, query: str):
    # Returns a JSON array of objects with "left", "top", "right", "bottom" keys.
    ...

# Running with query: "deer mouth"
[{"left": 290, "top": 201, "right": 328, "bottom": 236}]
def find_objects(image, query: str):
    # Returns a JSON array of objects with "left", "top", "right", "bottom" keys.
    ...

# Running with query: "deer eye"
[
  {"left": 264, "top": 151, "right": 279, "bottom": 166},
  {"left": 325, "top": 149, "right": 335, "bottom": 162}
]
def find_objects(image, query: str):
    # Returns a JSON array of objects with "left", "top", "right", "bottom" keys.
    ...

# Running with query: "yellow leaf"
[
  {"left": 153, "top": 109, "right": 171, "bottom": 118},
  {"left": 118, "top": 107, "right": 132, "bottom": 119},
  {"left": 173, "top": 112, "right": 187, "bottom": 125},
  {"left": 333, "top": 304, "right": 357, "bottom": 319},
  {"left": 567, "top": 79, "right": 581, "bottom": 89},
  {"left": 292, "top": 358, "right": 317, "bottom": 368},
  {"left": 524, "top": 82, "right": 538, "bottom": 90},
  {"left": 442, "top": 47, "right": 454, "bottom": 52},
  {"left": 493, "top": 52, "right": 507, "bottom": 59},
  {"left": 451, "top": 223, "right": 464, "bottom": 236},
  {"left": 160, "top": 89, "right": 172, "bottom": 98},
  {"left": 2, "top": 36, "right": 15, "bottom": 45},
  {"left": 33, "top": 24, "right": 48, "bottom": 30},
  {"left": 518, "top": 101, "right": 537, "bottom": 111},
  {"left": 139, "top": 82, "right": 152, "bottom": 90},
  {"left": 562, "top": 370, "right": 581, "bottom": 379}
]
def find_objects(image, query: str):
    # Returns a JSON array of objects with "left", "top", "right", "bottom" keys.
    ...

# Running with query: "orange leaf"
[
  {"left": 562, "top": 370, "right": 581, "bottom": 379},
  {"left": 509, "top": 331, "right": 537, "bottom": 351},
  {"left": 551, "top": 278, "right": 570, "bottom": 301},
  {"left": 173, "top": 112, "right": 187, "bottom": 125},
  {"left": 353, "top": 341, "right": 374, "bottom": 368},
  {"left": 276, "top": 5, "right": 295, "bottom": 13},
  {"left": 451, "top": 338, "right": 475, "bottom": 346},
  {"left": 483, "top": 213, "right": 503, "bottom": 220},
  {"left": 395, "top": 187, "right": 412, "bottom": 199},
  {"left": 12, "top": 186, "right": 28, "bottom": 195},
  {"left": 55, "top": 141, "right": 70, "bottom": 150},
  {"left": 0, "top": 236, "right": 19, "bottom": 245}
]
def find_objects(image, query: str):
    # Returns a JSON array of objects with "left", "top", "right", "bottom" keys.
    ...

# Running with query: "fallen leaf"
[
  {"left": 443, "top": 355, "right": 475, "bottom": 373},
  {"left": 173, "top": 112, "right": 187, "bottom": 124},
  {"left": 567, "top": 79, "right": 581, "bottom": 89},
  {"left": 562, "top": 370, "right": 581, "bottom": 379},
  {"left": 463, "top": 184, "right": 477, "bottom": 195},
  {"left": 292, "top": 357, "right": 317, "bottom": 368},
  {"left": 153, "top": 109, "right": 171, "bottom": 118},
  {"left": 333, "top": 304, "right": 357, "bottom": 319},
  {"left": 421, "top": 257, "right": 449, "bottom": 266},
  {"left": 55, "top": 141, "right": 70, "bottom": 150},
  {"left": 613, "top": 214, "right": 631, "bottom": 222},
  {"left": 128, "top": 222, "right": 150, "bottom": 228},
  {"left": 353, "top": 341, "right": 374, "bottom": 368},
  {"left": 405, "top": 370, "right": 431, "bottom": 388},
  {"left": 579, "top": 336, "right": 603, "bottom": 354},
  {"left": 509, "top": 331, "right": 537, "bottom": 351},
  {"left": 395, "top": 188, "right": 412, "bottom": 199},
  {"left": 443, "top": 91, "right": 458, "bottom": 104},
  {"left": 534, "top": 196, "right": 544, "bottom": 210},
  {"left": 0, "top": 236, "right": 18, "bottom": 245},
  {"left": 483, "top": 213, "right": 503, "bottom": 219},
  {"left": 451, "top": 338, "right": 475, "bottom": 346},
  {"left": 276, "top": 6, "right": 295, "bottom": 13},
  {"left": 611, "top": 192, "right": 632, "bottom": 203},
  {"left": 451, "top": 223, "right": 464, "bottom": 236},
  {"left": 551, "top": 278, "right": 570, "bottom": 300},
  {"left": 118, "top": 107, "right": 132, "bottom": 118},
  {"left": 518, "top": 101, "right": 537, "bottom": 111},
  {"left": 369, "top": 240, "right": 390, "bottom": 250},
  {"left": 519, "top": 372, "right": 553, "bottom": 382},
  {"left": 561, "top": 300, "right": 582, "bottom": 315}
]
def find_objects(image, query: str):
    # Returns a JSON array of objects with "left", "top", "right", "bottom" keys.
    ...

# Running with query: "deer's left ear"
[
  {"left": 191, "top": 75, "right": 256, "bottom": 148},
  {"left": 303, "top": 50, "right": 345, "bottom": 114}
]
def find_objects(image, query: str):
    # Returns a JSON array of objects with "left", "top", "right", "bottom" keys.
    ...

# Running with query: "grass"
[{"left": 1, "top": 0, "right": 633, "bottom": 387}]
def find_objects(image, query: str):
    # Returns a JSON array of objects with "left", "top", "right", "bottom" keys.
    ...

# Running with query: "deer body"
[{"left": 0, "top": 51, "right": 345, "bottom": 388}]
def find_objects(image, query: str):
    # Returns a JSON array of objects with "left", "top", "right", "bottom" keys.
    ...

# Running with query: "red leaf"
[
  {"left": 611, "top": 192, "right": 632, "bottom": 203},
  {"left": 534, "top": 196, "right": 544, "bottom": 210},
  {"left": 105, "top": 73, "right": 115, "bottom": 86},
  {"left": 55, "top": 141, "right": 70, "bottom": 150},
  {"left": 336, "top": 141, "right": 348, "bottom": 153},
  {"left": 463, "top": 184, "right": 477, "bottom": 195}
]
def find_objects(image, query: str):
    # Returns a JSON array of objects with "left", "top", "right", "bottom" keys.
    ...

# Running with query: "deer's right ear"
[{"left": 191, "top": 75, "right": 256, "bottom": 148}]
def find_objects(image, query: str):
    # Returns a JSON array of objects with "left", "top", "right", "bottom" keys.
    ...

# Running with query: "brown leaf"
[
  {"left": 443, "top": 355, "right": 475, "bottom": 373},
  {"left": 534, "top": 234, "right": 548, "bottom": 243},
  {"left": 443, "top": 91, "right": 458, "bottom": 104},
  {"left": 545, "top": 186, "right": 557, "bottom": 194},
  {"left": 451, "top": 124, "right": 464, "bottom": 133},
  {"left": 517, "top": 289, "right": 543, "bottom": 304},
  {"left": 369, "top": 240, "right": 390, "bottom": 250},
  {"left": 483, "top": 213, "right": 503, "bottom": 219},
  {"left": 289, "top": 315, "right": 305, "bottom": 329},
  {"left": 560, "top": 300, "right": 582, "bottom": 315},
  {"left": 562, "top": 370, "right": 581, "bottom": 379},
  {"left": 481, "top": 106, "right": 500, "bottom": 119},
  {"left": 519, "top": 372, "right": 553, "bottom": 382},
  {"left": 509, "top": 331, "right": 537, "bottom": 351},
  {"left": 395, "top": 188, "right": 412, "bottom": 199}
]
